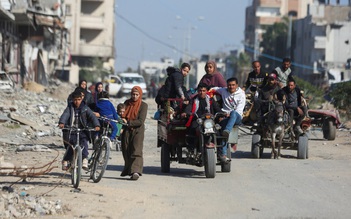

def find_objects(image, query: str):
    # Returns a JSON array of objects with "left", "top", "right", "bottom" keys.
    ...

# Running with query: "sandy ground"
[{"left": 1, "top": 96, "right": 351, "bottom": 218}]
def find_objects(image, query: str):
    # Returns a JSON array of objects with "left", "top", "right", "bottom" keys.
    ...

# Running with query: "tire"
[
  {"left": 221, "top": 145, "right": 231, "bottom": 173},
  {"left": 204, "top": 148, "right": 216, "bottom": 178},
  {"left": 91, "top": 138, "right": 110, "bottom": 183},
  {"left": 323, "top": 118, "right": 336, "bottom": 140},
  {"left": 161, "top": 143, "right": 170, "bottom": 173},
  {"left": 297, "top": 134, "right": 308, "bottom": 159},
  {"left": 251, "top": 134, "right": 261, "bottom": 159},
  {"left": 71, "top": 146, "right": 82, "bottom": 188}
]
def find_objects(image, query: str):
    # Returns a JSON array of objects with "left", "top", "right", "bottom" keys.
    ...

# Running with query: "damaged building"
[{"left": 0, "top": 0, "right": 67, "bottom": 87}]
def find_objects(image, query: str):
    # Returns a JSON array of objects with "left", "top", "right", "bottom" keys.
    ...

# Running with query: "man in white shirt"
[{"left": 212, "top": 77, "right": 246, "bottom": 137}]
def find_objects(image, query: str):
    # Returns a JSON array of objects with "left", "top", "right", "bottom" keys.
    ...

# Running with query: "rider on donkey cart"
[{"left": 254, "top": 73, "right": 283, "bottom": 128}]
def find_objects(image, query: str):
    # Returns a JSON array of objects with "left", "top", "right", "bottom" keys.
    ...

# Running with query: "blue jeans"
[
  {"left": 110, "top": 121, "right": 118, "bottom": 140},
  {"left": 63, "top": 134, "right": 89, "bottom": 161},
  {"left": 222, "top": 110, "right": 242, "bottom": 132},
  {"left": 218, "top": 111, "right": 242, "bottom": 156}
]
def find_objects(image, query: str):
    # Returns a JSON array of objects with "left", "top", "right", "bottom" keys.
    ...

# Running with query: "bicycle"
[
  {"left": 89, "top": 116, "right": 114, "bottom": 183},
  {"left": 62, "top": 126, "right": 96, "bottom": 189}
]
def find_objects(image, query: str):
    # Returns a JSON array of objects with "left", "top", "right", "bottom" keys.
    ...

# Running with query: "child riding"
[{"left": 59, "top": 90, "right": 100, "bottom": 170}]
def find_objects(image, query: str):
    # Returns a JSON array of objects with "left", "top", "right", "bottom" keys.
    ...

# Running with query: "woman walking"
[{"left": 120, "top": 86, "right": 148, "bottom": 180}]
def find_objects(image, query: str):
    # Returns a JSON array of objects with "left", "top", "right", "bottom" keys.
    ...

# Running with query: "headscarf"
[
  {"left": 204, "top": 60, "right": 217, "bottom": 75},
  {"left": 124, "top": 86, "right": 142, "bottom": 121},
  {"left": 95, "top": 82, "right": 103, "bottom": 93},
  {"left": 79, "top": 79, "right": 88, "bottom": 91},
  {"left": 94, "top": 82, "right": 103, "bottom": 103}
]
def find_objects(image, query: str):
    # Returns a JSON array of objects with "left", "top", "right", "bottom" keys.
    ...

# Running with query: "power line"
[{"left": 116, "top": 12, "right": 197, "bottom": 60}]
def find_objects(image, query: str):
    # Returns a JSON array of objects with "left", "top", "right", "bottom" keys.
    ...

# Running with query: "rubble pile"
[
  {"left": 0, "top": 80, "right": 75, "bottom": 218},
  {"left": 0, "top": 186, "right": 65, "bottom": 218},
  {"left": 0, "top": 81, "right": 75, "bottom": 142}
]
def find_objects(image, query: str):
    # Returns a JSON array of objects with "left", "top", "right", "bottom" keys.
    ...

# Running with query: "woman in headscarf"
[
  {"left": 198, "top": 60, "right": 226, "bottom": 88},
  {"left": 90, "top": 82, "right": 104, "bottom": 111},
  {"left": 120, "top": 86, "right": 148, "bottom": 180},
  {"left": 79, "top": 79, "right": 94, "bottom": 109}
]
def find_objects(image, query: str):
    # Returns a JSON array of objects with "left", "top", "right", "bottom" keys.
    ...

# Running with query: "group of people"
[
  {"left": 156, "top": 61, "right": 246, "bottom": 162},
  {"left": 156, "top": 58, "right": 306, "bottom": 161},
  {"left": 246, "top": 58, "right": 306, "bottom": 134},
  {"left": 57, "top": 57, "right": 305, "bottom": 181},
  {"left": 58, "top": 80, "right": 147, "bottom": 181}
]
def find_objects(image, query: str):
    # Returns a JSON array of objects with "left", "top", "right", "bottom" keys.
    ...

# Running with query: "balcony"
[
  {"left": 78, "top": 44, "right": 113, "bottom": 57},
  {"left": 80, "top": 15, "right": 104, "bottom": 30}
]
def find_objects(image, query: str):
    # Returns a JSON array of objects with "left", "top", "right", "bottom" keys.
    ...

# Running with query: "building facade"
[
  {"left": 293, "top": 1, "right": 351, "bottom": 86},
  {"left": 245, "top": 0, "right": 313, "bottom": 60},
  {"left": 63, "top": 0, "right": 115, "bottom": 84}
]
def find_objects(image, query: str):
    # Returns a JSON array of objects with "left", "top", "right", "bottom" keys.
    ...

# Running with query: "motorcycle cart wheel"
[
  {"left": 322, "top": 118, "right": 336, "bottom": 140},
  {"left": 297, "top": 134, "right": 308, "bottom": 159},
  {"left": 251, "top": 134, "right": 261, "bottom": 159},
  {"left": 204, "top": 148, "right": 216, "bottom": 178},
  {"left": 221, "top": 145, "right": 231, "bottom": 173},
  {"left": 161, "top": 143, "right": 170, "bottom": 173}
]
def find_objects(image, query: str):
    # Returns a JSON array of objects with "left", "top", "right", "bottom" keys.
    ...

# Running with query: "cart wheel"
[
  {"left": 161, "top": 143, "right": 170, "bottom": 173},
  {"left": 204, "top": 148, "right": 216, "bottom": 178},
  {"left": 251, "top": 134, "right": 261, "bottom": 159},
  {"left": 297, "top": 134, "right": 308, "bottom": 159},
  {"left": 323, "top": 118, "right": 336, "bottom": 140}
]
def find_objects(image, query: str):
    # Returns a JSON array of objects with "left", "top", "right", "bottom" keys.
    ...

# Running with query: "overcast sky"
[{"left": 114, "top": 0, "right": 350, "bottom": 72}]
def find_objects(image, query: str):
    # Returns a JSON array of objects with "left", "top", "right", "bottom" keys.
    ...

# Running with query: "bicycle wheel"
[
  {"left": 91, "top": 138, "right": 110, "bottom": 183},
  {"left": 71, "top": 146, "right": 82, "bottom": 188}
]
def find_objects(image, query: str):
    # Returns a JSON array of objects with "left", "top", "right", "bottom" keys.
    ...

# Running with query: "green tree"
[
  {"left": 329, "top": 81, "right": 351, "bottom": 119},
  {"left": 259, "top": 17, "right": 289, "bottom": 72},
  {"left": 294, "top": 76, "right": 324, "bottom": 108},
  {"left": 227, "top": 52, "right": 251, "bottom": 86}
]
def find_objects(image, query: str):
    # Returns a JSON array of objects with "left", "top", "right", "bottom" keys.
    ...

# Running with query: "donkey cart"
[{"left": 250, "top": 101, "right": 310, "bottom": 160}]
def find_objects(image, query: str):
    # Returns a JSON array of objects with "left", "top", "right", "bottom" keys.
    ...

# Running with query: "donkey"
[{"left": 266, "top": 100, "right": 286, "bottom": 159}]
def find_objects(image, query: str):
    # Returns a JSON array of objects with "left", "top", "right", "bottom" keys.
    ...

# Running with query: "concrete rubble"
[
  {"left": 0, "top": 80, "right": 74, "bottom": 218},
  {"left": 0, "top": 185, "right": 64, "bottom": 218}
]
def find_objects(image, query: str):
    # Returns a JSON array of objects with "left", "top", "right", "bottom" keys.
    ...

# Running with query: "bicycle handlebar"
[
  {"left": 99, "top": 116, "right": 128, "bottom": 126},
  {"left": 61, "top": 126, "right": 97, "bottom": 132}
]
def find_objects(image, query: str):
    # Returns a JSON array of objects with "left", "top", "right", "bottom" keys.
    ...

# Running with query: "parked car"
[
  {"left": 117, "top": 73, "right": 148, "bottom": 98},
  {"left": 108, "top": 75, "right": 123, "bottom": 97}
]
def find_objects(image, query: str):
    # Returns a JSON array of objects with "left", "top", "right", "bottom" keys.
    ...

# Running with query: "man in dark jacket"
[
  {"left": 155, "top": 63, "right": 191, "bottom": 109},
  {"left": 255, "top": 73, "right": 282, "bottom": 126},
  {"left": 59, "top": 91, "right": 100, "bottom": 170},
  {"left": 243, "top": 61, "right": 268, "bottom": 93},
  {"left": 282, "top": 78, "right": 305, "bottom": 134},
  {"left": 180, "top": 83, "right": 225, "bottom": 161}
]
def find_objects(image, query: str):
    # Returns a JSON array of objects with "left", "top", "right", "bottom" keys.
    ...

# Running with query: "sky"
[
  {"left": 114, "top": 0, "right": 250, "bottom": 72},
  {"left": 114, "top": 0, "right": 350, "bottom": 73}
]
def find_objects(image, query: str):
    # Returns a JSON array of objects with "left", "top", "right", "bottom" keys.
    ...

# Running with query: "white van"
[
  {"left": 118, "top": 73, "right": 148, "bottom": 98},
  {"left": 108, "top": 75, "right": 123, "bottom": 97}
]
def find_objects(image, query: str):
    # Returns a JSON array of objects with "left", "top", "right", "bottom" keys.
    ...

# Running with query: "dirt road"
[{"left": 1, "top": 98, "right": 351, "bottom": 219}]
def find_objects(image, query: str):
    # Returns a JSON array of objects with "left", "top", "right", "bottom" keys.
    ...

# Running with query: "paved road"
[{"left": 76, "top": 99, "right": 351, "bottom": 219}]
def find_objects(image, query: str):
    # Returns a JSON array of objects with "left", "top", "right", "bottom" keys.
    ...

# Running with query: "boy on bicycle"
[{"left": 59, "top": 91, "right": 100, "bottom": 170}]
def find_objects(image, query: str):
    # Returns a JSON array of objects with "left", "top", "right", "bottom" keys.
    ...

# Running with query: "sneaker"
[
  {"left": 130, "top": 172, "right": 140, "bottom": 180},
  {"left": 217, "top": 155, "right": 231, "bottom": 163},
  {"left": 222, "top": 130, "right": 230, "bottom": 138},
  {"left": 82, "top": 158, "right": 88, "bottom": 170},
  {"left": 62, "top": 161, "right": 68, "bottom": 171}
]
